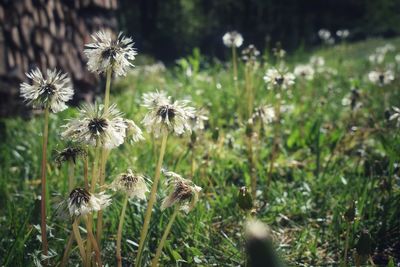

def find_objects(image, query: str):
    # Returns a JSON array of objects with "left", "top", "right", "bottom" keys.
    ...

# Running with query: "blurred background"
[{"left": 1, "top": 0, "right": 399, "bottom": 116}]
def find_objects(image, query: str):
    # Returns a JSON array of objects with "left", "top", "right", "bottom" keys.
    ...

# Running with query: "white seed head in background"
[
  {"left": 368, "top": 69, "right": 394, "bottom": 86},
  {"left": 84, "top": 30, "right": 137, "bottom": 76},
  {"left": 263, "top": 67, "right": 295, "bottom": 90},
  {"left": 222, "top": 31, "right": 244, "bottom": 48},
  {"left": 111, "top": 169, "right": 148, "bottom": 199},
  {"left": 20, "top": 68, "right": 74, "bottom": 113},
  {"left": 160, "top": 170, "right": 202, "bottom": 213},
  {"left": 294, "top": 64, "right": 315, "bottom": 81}
]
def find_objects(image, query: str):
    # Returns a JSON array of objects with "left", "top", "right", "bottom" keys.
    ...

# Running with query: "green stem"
[
  {"left": 40, "top": 106, "right": 50, "bottom": 259},
  {"left": 116, "top": 195, "right": 129, "bottom": 267},
  {"left": 104, "top": 68, "right": 112, "bottom": 111},
  {"left": 151, "top": 209, "right": 179, "bottom": 267},
  {"left": 86, "top": 143, "right": 101, "bottom": 265},
  {"left": 96, "top": 149, "right": 109, "bottom": 245},
  {"left": 68, "top": 161, "right": 75, "bottom": 192},
  {"left": 232, "top": 46, "right": 238, "bottom": 82},
  {"left": 135, "top": 133, "right": 169, "bottom": 267},
  {"left": 343, "top": 221, "right": 350, "bottom": 266}
]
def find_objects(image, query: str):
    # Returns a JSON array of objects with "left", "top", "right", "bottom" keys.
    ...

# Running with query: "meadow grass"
[{"left": 1, "top": 37, "right": 400, "bottom": 266}]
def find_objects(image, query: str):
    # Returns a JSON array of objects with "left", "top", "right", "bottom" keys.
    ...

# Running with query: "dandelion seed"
[
  {"left": 111, "top": 169, "right": 148, "bottom": 199},
  {"left": 263, "top": 67, "right": 295, "bottom": 90},
  {"left": 161, "top": 170, "right": 202, "bottom": 213},
  {"left": 68, "top": 187, "right": 111, "bottom": 217},
  {"left": 61, "top": 103, "right": 128, "bottom": 149},
  {"left": 294, "top": 64, "right": 315, "bottom": 80},
  {"left": 20, "top": 68, "right": 74, "bottom": 112},
  {"left": 54, "top": 146, "right": 86, "bottom": 167},
  {"left": 84, "top": 30, "right": 137, "bottom": 76},
  {"left": 368, "top": 69, "right": 394, "bottom": 86},
  {"left": 318, "top": 29, "right": 334, "bottom": 45},
  {"left": 222, "top": 31, "right": 243, "bottom": 48},
  {"left": 142, "top": 93, "right": 195, "bottom": 137}
]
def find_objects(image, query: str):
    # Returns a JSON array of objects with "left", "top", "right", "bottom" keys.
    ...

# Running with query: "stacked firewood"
[{"left": 0, "top": 0, "right": 118, "bottom": 116}]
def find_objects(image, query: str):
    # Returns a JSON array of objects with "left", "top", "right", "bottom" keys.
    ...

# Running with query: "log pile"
[{"left": 0, "top": 0, "right": 118, "bottom": 117}]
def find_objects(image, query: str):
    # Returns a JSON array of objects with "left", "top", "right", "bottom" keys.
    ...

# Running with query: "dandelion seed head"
[
  {"left": 222, "top": 31, "right": 243, "bottom": 48},
  {"left": 294, "top": 64, "right": 315, "bottom": 80},
  {"left": 61, "top": 103, "right": 128, "bottom": 149},
  {"left": 368, "top": 69, "right": 394, "bottom": 86},
  {"left": 263, "top": 67, "right": 295, "bottom": 90},
  {"left": 20, "top": 68, "right": 74, "bottom": 113},
  {"left": 111, "top": 169, "right": 148, "bottom": 199},
  {"left": 54, "top": 146, "right": 86, "bottom": 166},
  {"left": 68, "top": 188, "right": 111, "bottom": 217},
  {"left": 84, "top": 30, "right": 137, "bottom": 76},
  {"left": 161, "top": 170, "right": 202, "bottom": 213}
]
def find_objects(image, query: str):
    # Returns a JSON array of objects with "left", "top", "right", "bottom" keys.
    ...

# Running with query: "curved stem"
[
  {"left": 40, "top": 107, "right": 50, "bottom": 260},
  {"left": 151, "top": 209, "right": 179, "bottom": 267},
  {"left": 135, "top": 133, "right": 168, "bottom": 267},
  {"left": 84, "top": 149, "right": 89, "bottom": 190},
  {"left": 116, "top": 195, "right": 129, "bottom": 267}
]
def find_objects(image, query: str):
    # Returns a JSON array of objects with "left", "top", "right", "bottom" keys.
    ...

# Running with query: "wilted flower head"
[
  {"left": 294, "top": 64, "right": 315, "bottom": 80},
  {"left": 161, "top": 170, "right": 202, "bottom": 213},
  {"left": 84, "top": 30, "right": 137, "bottom": 76},
  {"left": 20, "top": 68, "right": 74, "bottom": 113},
  {"left": 242, "top": 44, "right": 260, "bottom": 63},
  {"left": 263, "top": 67, "right": 295, "bottom": 90},
  {"left": 142, "top": 93, "right": 195, "bottom": 138},
  {"left": 68, "top": 188, "right": 111, "bottom": 217},
  {"left": 336, "top": 29, "right": 350, "bottom": 40},
  {"left": 190, "top": 108, "right": 209, "bottom": 132},
  {"left": 111, "top": 169, "right": 148, "bottom": 199},
  {"left": 368, "top": 69, "right": 394, "bottom": 86},
  {"left": 222, "top": 31, "right": 243, "bottom": 48},
  {"left": 61, "top": 103, "right": 129, "bottom": 149},
  {"left": 252, "top": 105, "right": 276, "bottom": 125},
  {"left": 54, "top": 146, "right": 86, "bottom": 167}
]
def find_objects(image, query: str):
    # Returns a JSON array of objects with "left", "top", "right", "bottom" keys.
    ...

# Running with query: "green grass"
[{"left": 1, "top": 37, "right": 400, "bottom": 266}]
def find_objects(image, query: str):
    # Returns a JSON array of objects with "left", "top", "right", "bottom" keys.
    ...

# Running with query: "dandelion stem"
[
  {"left": 266, "top": 92, "right": 281, "bottom": 197},
  {"left": 72, "top": 219, "right": 88, "bottom": 267},
  {"left": 86, "top": 143, "right": 101, "bottom": 265},
  {"left": 232, "top": 46, "right": 238, "bottom": 82},
  {"left": 343, "top": 221, "right": 350, "bottom": 266},
  {"left": 104, "top": 68, "right": 112, "bottom": 111},
  {"left": 96, "top": 149, "right": 109, "bottom": 246},
  {"left": 84, "top": 148, "right": 89, "bottom": 190},
  {"left": 60, "top": 231, "right": 74, "bottom": 267},
  {"left": 135, "top": 133, "right": 169, "bottom": 267},
  {"left": 40, "top": 106, "right": 50, "bottom": 260},
  {"left": 116, "top": 195, "right": 129, "bottom": 267},
  {"left": 84, "top": 216, "right": 103, "bottom": 267},
  {"left": 151, "top": 208, "right": 179, "bottom": 267},
  {"left": 68, "top": 160, "right": 75, "bottom": 192}
]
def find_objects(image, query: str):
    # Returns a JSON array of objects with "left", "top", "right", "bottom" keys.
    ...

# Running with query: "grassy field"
[{"left": 1, "top": 37, "right": 400, "bottom": 266}]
